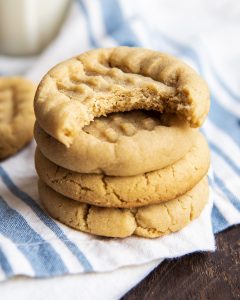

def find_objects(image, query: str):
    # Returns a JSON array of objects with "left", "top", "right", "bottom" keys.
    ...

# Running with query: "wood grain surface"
[{"left": 123, "top": 225, "right": 240, "bottom": 300}]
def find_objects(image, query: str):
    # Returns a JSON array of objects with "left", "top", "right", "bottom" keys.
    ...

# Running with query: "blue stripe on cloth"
[
  {"left": 200, "top": 128, "right": 240, "bottom": 180},
  {"left": 211, "top": 204, "right": 229, "bottom": 233},
  {"left": 0, "top": 166, "right": 93, "bottom": 272},
  {"left": 208, "top": 95, "right": 240, "bottom": 146},
  {"left": 99, "top": 0, "right": 125, "bottom": 34},
  {"left": 0, "top": 247, "right": 13, "bottom": 277},
  {"left": 209, "top": 176, "right": 229, "bottom": 233},
  {"left": 99, "top": 0, "right": 140, "bottom": 46},
  {"left": 207, "top": 171, "right": 216, "bottom": 189},
  {"left": 0, "top": 196, "right": 67, "bottom": 276},
  {"left": 209, "top": 64, "right": 240, "bottom": 103},
  {"left": 77, "top": 0, "right": 98, "bottom": 47},
  {"left": 213, "top": 174, "right": 240, "bottom": 211},
  {"left": 209, "top": 142, "right": 240, "bottom": 176}
]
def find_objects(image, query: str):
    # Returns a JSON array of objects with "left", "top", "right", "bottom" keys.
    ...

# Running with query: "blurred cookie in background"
[{"left": 0, "top": 77, "right": 36, "bottom": 160}]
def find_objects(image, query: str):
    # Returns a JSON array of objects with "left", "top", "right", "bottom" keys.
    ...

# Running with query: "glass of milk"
[{"left": 0, "top": 0, "right": 71, "bottom": 56}]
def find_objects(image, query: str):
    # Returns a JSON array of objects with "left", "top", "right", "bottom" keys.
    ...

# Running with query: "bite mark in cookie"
[{"left": 34, "top": 47, "right": 210, "bottom": 147}]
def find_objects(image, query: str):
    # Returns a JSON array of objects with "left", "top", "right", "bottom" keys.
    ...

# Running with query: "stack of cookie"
[{"left": 34, "top": 47, "right": 210, "bottom": 238}]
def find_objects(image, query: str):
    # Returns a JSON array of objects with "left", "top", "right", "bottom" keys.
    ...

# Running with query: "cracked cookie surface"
[
  {"left": 34, "top": 111, "right": 197, "bottom": 176},
  {"left": 0, "top": 77, "right": 36, "bottom": 160},
  {"left": 39, "top": 177, "right": 209, "bottom": 238},
  {"left": 34, "top": 47, "right": 210, "bottom": 147},
  {"left": 35, "top": 132, "right": 210, "bottom": 208}
]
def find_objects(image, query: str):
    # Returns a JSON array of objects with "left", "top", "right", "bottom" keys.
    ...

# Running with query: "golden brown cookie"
[
  {"left": 35, "top": 132, "right": 210, "bottom": 208},
  {"left": 34, "top": 47, "right": 210, "bottom": 147},
  {"left": 0, "top": 77, "right": 36, "bottom": 160},
  {"left": 34, "top": 111, "right": 197, "bottom": 176},
  {"left": 39, "top": 177, "right": 209, "bottom": 238}
]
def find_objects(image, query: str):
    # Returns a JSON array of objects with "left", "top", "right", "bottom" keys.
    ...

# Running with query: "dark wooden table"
[{"left": 123, "top": 225, "right": 240, "bottom": 300}]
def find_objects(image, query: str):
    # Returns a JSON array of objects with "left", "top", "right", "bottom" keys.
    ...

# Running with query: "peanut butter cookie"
[
  {"left": 34, "top": 47, "right": 210, "bottom": 147},
  {"left": 35, "top": 132, "right": 210, "bottom": 208},
  {"left": 0, "top": 77, "right": 36, "bottom": 160},
  {"left": 39, "top": 177, "right": 209, "bottom": 238},
  {"left": 34, "top": 111, "right": 197, "bottom": 176}
]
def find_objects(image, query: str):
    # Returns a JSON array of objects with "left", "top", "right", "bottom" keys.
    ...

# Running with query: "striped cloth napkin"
[{"left": 0, "top": 0, "right": 239, "bottom": 289}]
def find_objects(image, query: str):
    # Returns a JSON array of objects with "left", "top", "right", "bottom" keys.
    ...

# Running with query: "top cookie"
[
  {"left": 34, "top": 47, "right": 210, "bottom": 146},
  {"left": 0, "top": 77, "right": 36, "bottom": 160}
]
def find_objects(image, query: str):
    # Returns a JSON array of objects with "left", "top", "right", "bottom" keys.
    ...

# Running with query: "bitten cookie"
[
  {"left": 35, "top": 132, "right": 210, "bottom": 208},
  {"left": 34, "top": 47, "right": 210, "bottom": 147},
  {"left": 39, "top": 177, "right": 209, "bottom": 238},
  {"left": 0, "top": 77, "right": 36, "bottom": 160},
  {"left": 34, "top": 111, "right": 197, "bottom": 176}
]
